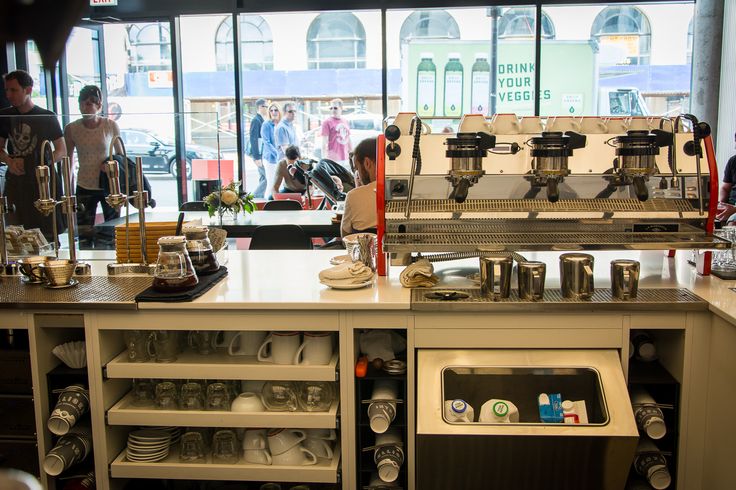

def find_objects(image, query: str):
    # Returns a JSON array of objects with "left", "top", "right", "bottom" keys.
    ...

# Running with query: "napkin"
[
  {"left": 400, "top": 258, "right": 438, "bottom": 288},
  {"left": 319, "top": 261, "right": 374, "bottom": 285}
]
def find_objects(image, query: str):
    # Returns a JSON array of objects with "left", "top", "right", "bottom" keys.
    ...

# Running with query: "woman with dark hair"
[{"left": 64, "top": 85, "right": 123, "bottom": 247}]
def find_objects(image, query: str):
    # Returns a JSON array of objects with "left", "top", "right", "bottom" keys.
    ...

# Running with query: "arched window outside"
[
  {"left": 215, "top": 15, "right": 274, "bottom": 71},
  {"left": 686, "top": 18, "right": 693, "bottom": 64},
  {"left": 399, "top": 10, "right": 460, "bottom": 44},
  {"left": 591, "top": 6, "right": 651, "bottom": 65},
  {"left": 127, "top": 23, "right": 171, "bottom": 73},
  {"left": 498, "top": 8, "right": 556, "bottom": 40},
  {"left": 307, "top": 13, "right": 366, "bottom": 69}
]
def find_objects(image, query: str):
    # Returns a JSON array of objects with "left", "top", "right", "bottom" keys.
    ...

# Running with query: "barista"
[
  {"left": 717, "top": 132, "right": 736, "bottom": 222},
  {"left": 341, "top": 137, "right": 377, "bottom": 237}
]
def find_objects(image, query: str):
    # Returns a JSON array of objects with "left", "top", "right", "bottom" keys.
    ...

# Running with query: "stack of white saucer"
[{"left": 126, "top": 429, "right": 172, "bottom": 462}]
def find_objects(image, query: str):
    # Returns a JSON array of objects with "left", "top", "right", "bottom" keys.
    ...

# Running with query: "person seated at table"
[
  {"left": 271, "top": 145, "right": 309, "bottom": 197},
  {"left": 341, "top": 137, "right": 377, "bottom": 237}
]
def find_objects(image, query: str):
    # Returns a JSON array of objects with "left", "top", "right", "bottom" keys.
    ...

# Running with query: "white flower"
[{"left": 220, "top": 189, "right": 239, "bottom": 206}]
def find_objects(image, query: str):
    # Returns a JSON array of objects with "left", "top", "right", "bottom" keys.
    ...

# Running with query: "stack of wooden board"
[{"left": 115, "top": 222, "right": 186, "bottom": 264}]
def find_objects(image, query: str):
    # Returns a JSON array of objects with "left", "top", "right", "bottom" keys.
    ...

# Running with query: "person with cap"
[{"left": 249, "top": 98, "right": 268, "bottom": 199}]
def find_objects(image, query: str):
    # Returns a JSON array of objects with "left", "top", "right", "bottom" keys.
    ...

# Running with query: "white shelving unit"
[
  {"left": 110, "top": 443, "right": 341, "bottom": 483},
  {"left": 108, "top": 392, "right": 339, "bottom": 428},
  {"left": 105, "top": 350, "right": 339, "bottom": 381}
]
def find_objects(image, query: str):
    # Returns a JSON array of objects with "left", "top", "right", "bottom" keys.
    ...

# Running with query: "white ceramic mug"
[
  {"left": 626, "top": 116, "right": 652, "bottom": 131},
  {"left": 267, "top": 428, "right": 306, "bottom": 456},
  {"left": 228, "top": 330, "right": 267, "bottom": 357},
  {"left": 546, "top": 116, "right": 581, "bottom": 133},
  {"left": 214, "top": 331, "right": 238, "bottom": 348},
  {"left": 244, "top": 448, "right": 272, "bottom": 465},
  {"left": 243, "top": 429, "right": 268, "bottom": 450},
  {"left": 293, "top": 332, "right": 333, "bottom": 365},
  {"left": 304, "top": 428, "right": 337, "bottom": 441},
  {"left": 605, "top": 117, "right": 629, "bottom": 134},
  {"left": 579, "top": 116, "right": 608, "bottom": 134},
  {"left": 303, "top": 437, "right": 334, "bottom": 460},
  {"left": 271, "top": 444, "right": 318, "bottom": 466},
  {"left": 491, "top": 113, "right": 520, "bottom": 134},
  {"left": 231, "top": 392, "right": 265, "bottom": 412},
  {"left": 257, "top": 332, "right": 301, "bottom": 365},
  {"left": 458, "top": 114, "right": 492, "bottom": 133},
  {"left": 519, "top": 116, "right": 544, "bottom": 134}
]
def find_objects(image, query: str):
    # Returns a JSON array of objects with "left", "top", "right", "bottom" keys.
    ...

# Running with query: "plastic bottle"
[
  {"left": 416, "top": 53, "right": 436, "bottom": 117},
  {"left": 634, "top": 438, "right": 672, "bottom": 489},
  {"left": 631, "top": 330, "right": 657, "bottom": 362},
  {"left": 470, "top": 53, "right": 491, "bottom": 115},
  {"left": 630, "top": 386, "right": 667, "bottom": 439},
  {"left": 479, "top": 399, "right": 519, "bottom": 423},
  {"left": 443, "top": 53, "right": 464, "bottom": 117},
  {"left": 444, "top": 399, "right": 474, "bottom": 423}
]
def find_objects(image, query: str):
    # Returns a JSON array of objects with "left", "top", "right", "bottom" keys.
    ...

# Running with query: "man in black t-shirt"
[{"left": 0, "top": 70, "right": 67, "bottom": 240}]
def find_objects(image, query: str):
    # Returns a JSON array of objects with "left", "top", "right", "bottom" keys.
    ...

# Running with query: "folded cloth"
[
  {"left": 319, "top": 261, "right": 374, "bottom": 283},
  {"left": 400, "top": 259, "right": 439, "bottom": 288}
]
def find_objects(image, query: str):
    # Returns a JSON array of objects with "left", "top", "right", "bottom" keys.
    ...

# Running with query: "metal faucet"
[
  {"left": 105, "top": 136, "right": 155, "bottom": 274},
  {"left": 33, "top": 139, "right": 59, "bottom": 258}
]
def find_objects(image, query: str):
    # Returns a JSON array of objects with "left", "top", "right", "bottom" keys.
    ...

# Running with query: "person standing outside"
[
  {"left": 275, "top": 101, "right": 299, "bottom": 162},
  {"left": 321, "top": 98, "right": 352, "bottom": 168},
  {"left": 0, "top": 70, "right": 67, "bottom": 242},
  {"left": 249, "top": 98, "right": 268, "bottom": 198},
  {"left": 260, "top": 102, "right": 281, "bottom": 200},
  {"left": 341, "top": 137, "right": 377, "bottom": 237},
  {"left": 64, "top": 85, "right": 123, "bottom": 247}
]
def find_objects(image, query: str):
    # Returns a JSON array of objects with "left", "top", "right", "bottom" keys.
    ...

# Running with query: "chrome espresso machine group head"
[{"left": 375, "top": 112, "right": 727, "bottom": 276}]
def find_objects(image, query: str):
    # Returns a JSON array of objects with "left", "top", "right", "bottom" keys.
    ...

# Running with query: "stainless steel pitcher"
[
  {"left": 517, "top": 261, "right": 546, "bottom": 301},
  {"left": 480, "top": 256, "right": 513, "bottom": 299},
  {"left": 611, "top": 259, "right": 640, "bottom": 300},
  {"left": 560, "top": 253, "right": 594, "bottom": 299}
]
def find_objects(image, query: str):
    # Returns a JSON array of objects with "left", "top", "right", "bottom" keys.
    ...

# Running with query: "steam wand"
[{"left": 404, "top": 116, "right": 424, "bottom": 220}]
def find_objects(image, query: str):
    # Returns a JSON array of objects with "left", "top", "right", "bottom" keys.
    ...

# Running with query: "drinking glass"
[
  {"left": 261, "top": 381, "right": 298, "bottom": 412},
  {"left": 297, "top": 381, "right": 334, "bottom": 412},
  {"left": 179, "top": 431, "right": 206, "bottom": 463},
  {"left": 154, "top": 381, "right": 178, "bottom": 410},
  {"left": 206, "top": 382, "right": 232, "bottom": 411},
  {"left": 131, "top": 379, "right": 155, "bottom": 406},
  {"left": 179, "top": 382, "right": 205, "bottom": 410},
  {"left": 212, "top": 429, "right": 239, "bottom": 464}
]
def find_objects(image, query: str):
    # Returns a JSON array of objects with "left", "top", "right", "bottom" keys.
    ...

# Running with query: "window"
[
  {"left": 591, "top": 6, "right": 651, "bottom": 65},
  {"left": 307, "top": 13, "right": 366, "bottom": 69},
  {"left": 215, "top": 15, "right": 274, "bottom": 71},
  {"left": 127, "top": 23, "right": 172, "bottom": 72},
  {"left": 498, "top": 8, "right": 556, "bottom": 40},
  {"left": 399, "top": 10, "right": 460, "bottom": 44}
]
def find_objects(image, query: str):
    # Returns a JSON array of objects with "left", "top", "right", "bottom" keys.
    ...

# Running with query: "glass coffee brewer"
[
  {"left": 152, "top": 236, "right": 199, "bottom": 292},
  {"left": 182, "top": 224, "right": 219, "bottom": 275}
]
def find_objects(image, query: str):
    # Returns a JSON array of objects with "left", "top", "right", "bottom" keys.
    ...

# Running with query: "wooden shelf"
[
  {"left": 108, "top": 392, "right": 339, "bottom": 429},
  {"left": 110, "top": 443, "right": 340, "bottom": 483},
  {"left": 105, "top": 350, "right": 339, "bottom": 381}
]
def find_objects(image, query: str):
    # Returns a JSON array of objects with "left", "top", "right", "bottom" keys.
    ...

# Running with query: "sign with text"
[{"left": 90, "top": 0, "right": 118, "bottom": 6}]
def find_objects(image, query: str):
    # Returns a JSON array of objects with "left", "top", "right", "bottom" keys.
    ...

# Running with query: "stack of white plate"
[
  {"left": 126, "top": 429, "right": 172, "bottom": 462},
  {"left": 148, "top": 426, "right": 181, "bottom": 445}
]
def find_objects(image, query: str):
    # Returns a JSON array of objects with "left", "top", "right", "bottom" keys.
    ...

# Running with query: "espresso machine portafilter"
[
  {"left": 527, "top": 131, "right": 586, "bottom": 203},
  {"left": 609, "top": 130, "right": 674, "bottom": 202},
  {"left": 445, "top": 132, "right": 496, "bottom": 203}
]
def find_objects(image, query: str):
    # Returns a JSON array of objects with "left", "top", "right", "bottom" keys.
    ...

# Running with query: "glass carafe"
[
  {"left": 182, "top": 224, "right": 219, "bottom": 275},
  {"left": 152, "top": 236, "right": 199, "bottom": 292}
]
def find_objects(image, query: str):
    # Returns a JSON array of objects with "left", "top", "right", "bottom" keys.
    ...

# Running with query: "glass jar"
[
  {"left": 182, "top": 224, "right": 219, "bottom": 275},
  {"left": 152, "top": 236, "right": 199, "bottom": 292}
]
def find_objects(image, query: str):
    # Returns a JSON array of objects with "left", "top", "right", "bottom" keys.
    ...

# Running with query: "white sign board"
[{"left": 90, "top": 0, "right": 118, "bottom": 6}]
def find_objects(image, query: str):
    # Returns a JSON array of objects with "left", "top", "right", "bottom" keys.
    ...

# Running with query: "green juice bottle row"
[{"left": 416, "top": 52, "right": 491, "bottom": 117}]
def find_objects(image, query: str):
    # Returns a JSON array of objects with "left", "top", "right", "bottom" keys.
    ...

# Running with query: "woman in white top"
[{"left": 64, "top": 85, "right": 122, "bottom": 247}]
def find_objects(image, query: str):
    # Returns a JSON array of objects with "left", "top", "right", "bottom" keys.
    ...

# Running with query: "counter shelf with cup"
[
  {"left": 355, "top": 329, "right": 409, "bottom": 490},
  {"left": 627, "top": 329, "right": 682, "bottom": 490}
]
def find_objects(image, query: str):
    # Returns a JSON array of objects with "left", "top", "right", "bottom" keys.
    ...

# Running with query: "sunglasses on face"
[
  {"left": 330, "top": 106, "right": 339, "bottom": 110},
  {"left": 286, "top": 110, "right": 296, "bottom": 113},
  {"left": 270, "top": 108, "right": 280, "bottom": 112}
]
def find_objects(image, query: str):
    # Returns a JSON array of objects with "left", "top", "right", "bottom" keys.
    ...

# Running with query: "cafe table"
[{"left": 96, "top": 210, "right": 341, "bottom": 238}]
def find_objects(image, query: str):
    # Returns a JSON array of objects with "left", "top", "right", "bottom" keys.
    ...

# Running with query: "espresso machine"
[{"left": 376, "top": 112, "right": 726, "bottom": 277}]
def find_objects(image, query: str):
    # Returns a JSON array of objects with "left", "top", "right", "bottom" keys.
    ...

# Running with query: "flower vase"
[{"left": 218, "top": 208, "right": 238, "bottom": 223}]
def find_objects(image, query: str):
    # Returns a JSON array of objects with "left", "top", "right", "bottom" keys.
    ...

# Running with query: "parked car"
[
  {"left": 301, "top": 113, "right": 383, "bottom": 160},
  {"left": 119, "top": 128, "right": 221, "bottom": 179}
]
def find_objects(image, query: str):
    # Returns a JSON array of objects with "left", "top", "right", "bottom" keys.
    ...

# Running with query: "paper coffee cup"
[{"left": 47, "top": 385, "right": 90, "bottom": 435}]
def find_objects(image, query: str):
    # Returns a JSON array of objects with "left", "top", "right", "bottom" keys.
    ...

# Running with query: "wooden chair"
[{"left": 249, "top": 224, "right": 313, "bottom": 250}]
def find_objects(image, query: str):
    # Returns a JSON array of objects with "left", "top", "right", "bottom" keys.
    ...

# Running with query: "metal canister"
[{"left": 559, "top": 253, "right": 594, "bottom": 300}]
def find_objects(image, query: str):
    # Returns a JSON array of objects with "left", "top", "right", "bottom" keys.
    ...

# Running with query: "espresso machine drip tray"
[{"left": 412, "top": 287, "right": 706, "bottom": 311}]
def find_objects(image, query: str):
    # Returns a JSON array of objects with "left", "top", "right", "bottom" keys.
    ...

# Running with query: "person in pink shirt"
[{"left": 321, "top": 98, "right": 352, "bottom": 168}]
